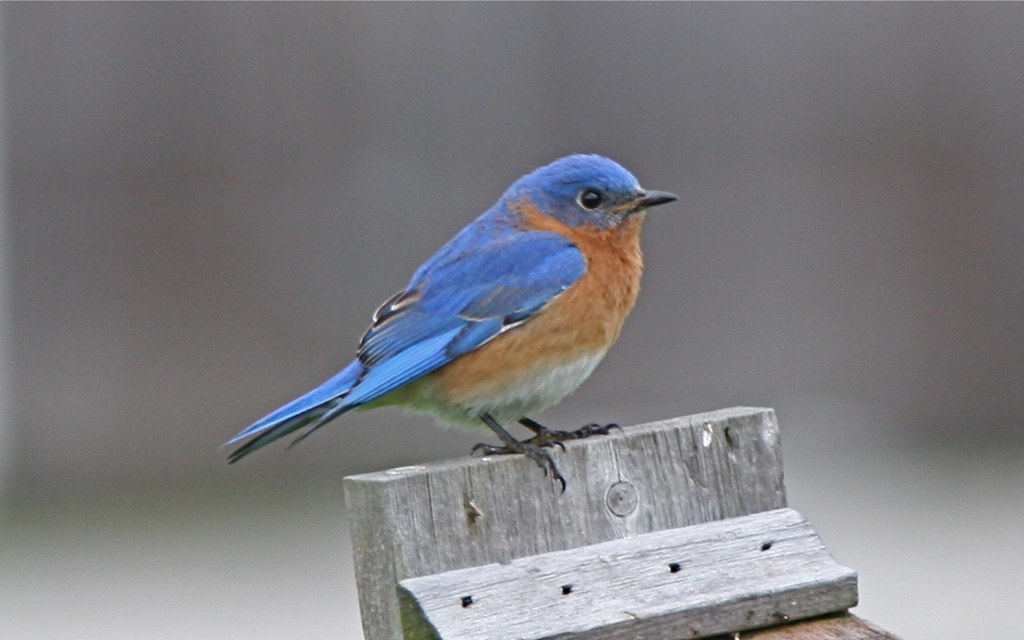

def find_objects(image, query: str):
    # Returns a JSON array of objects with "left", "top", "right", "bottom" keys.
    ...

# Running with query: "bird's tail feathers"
[{"left": 226, "top": 361, "right": 365, "bottom": 463}]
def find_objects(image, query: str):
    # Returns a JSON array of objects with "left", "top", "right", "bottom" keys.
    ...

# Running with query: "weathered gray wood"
[
  {"left": 722, "top": 613, "right": 903, "bottom": 640},
  {"left": 344, "top": 407, "right": 787, "bottom": 640},
  {"left": 397, "top": 508, "right": 857, "bottom": 640}
]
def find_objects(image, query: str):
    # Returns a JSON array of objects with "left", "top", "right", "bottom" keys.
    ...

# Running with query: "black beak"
[{"left": 636, "top": 190, "right": 678, "bottom": 209}]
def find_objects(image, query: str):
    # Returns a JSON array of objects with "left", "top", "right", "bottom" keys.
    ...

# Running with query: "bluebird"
[{"left": 226, "top": 155, "right": 676, "bottom": 489}]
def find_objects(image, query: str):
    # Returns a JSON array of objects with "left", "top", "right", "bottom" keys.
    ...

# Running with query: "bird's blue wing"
[
  {"left": 344, "top": 229, "right": 585, "bottom": 406},
  {"left": 227, "top": 229, "right": 585, "bottom": 461}
]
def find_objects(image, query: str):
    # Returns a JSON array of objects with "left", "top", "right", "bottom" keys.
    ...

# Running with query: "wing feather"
[{"left": 351, "top": 230, "right": 585, "bottom": 400}]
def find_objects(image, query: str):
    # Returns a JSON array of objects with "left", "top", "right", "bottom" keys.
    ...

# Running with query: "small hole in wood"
[
  {"left": 460, "top": 595, "right": 474, "bottom": 608},
  {"left": 561, "top": 584, "right": 573, "bottom": 595},
  {"left": 724, "top": 425, "right": 737, "bottom": 448},
  {"left": 761, "top": 541, "right": 773, "bottom": 551},
  {"left": 668, "top": 562, "right": 682, "bottom": 573}
]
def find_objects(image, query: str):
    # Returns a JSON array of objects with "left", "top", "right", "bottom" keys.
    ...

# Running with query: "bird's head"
[{"left": 506, "top": 154, "right": 677, "bottom": 229}]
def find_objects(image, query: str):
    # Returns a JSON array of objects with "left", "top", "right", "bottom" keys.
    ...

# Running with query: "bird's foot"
[
  {"left": 472, "top": 440, "right": 566, "bottom": 492},
  {"left": 474, "top": 412, "right": 568, "bottom": 492},
  {"left": 519, "top": 417, "right": 621, "bottom": 445}
]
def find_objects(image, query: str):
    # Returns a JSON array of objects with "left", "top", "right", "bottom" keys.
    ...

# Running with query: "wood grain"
[
  {"left": 344, "top": 407, "right": 788, "bottom": 640},
  {"left": 398, "top": 508, "right": 857, "bottom": 640},
  {"left": 718, "top": 613, "right": 903, "bottom": 640}
]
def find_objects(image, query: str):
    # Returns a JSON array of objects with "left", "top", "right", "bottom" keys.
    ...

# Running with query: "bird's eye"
[{"left": 577, "top": 189, "right": 603, "bottom": 210}]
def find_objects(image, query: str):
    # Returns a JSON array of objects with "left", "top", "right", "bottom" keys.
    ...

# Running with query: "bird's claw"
[
  {"left": 472, "top": 415, "right": 621, "bottom": 493},
  {"left": 471, "top": 440, "right": 566, "bottom": 492},
  {"left": 471, "top": 442, "right": 502, "bottom": 456},
  {"left": 521, "top": 420, "right": 621, "bottom": 445}
]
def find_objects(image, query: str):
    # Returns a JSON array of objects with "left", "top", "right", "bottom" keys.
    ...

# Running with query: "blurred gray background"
[{"left": 2, "top": 3, "right": 1022, "bottom": 639}]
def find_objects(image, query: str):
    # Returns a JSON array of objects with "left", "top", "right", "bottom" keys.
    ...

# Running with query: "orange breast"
[{"left": 432, "top": 204, "right": 646, "bottom": 405}]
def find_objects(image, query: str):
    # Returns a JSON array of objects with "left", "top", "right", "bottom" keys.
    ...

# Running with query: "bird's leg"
[
  {"left": 519, "top": 417, "right": 621, "bottom": 444},
  {"left": 473, "top": 413, "right": 566, "bottom": 492}
]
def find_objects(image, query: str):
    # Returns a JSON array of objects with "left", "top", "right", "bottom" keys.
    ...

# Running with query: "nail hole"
[
  {"left": 668, "top": 562, "right": 682, "bottom": 573},
  {"left": 724, "top": 425, "right": 736, "bottom": 448},
  {"left": 561, "top": 584, "right": 573, "bottom": 595},
  {"left": 461, "top": 595, "right": 473, "bottom": 607},
  {"left": 761, "top": 541, "right": 773, "bottom": 551}
]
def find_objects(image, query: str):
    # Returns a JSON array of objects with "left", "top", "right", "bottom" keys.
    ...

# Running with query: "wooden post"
[{"left": 343, "top": 407, "right": 892, "bottom": 640}]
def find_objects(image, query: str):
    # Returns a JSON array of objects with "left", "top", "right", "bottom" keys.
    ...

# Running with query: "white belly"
[{"left": 393, "top": 350, "right": 609, "bottom": 430}]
